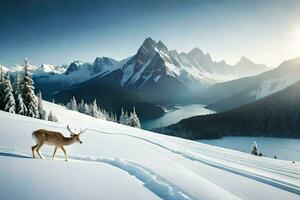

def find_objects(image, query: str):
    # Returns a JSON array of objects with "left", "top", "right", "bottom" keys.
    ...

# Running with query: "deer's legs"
[
  {"left": 36, "top": 143, "right": 44, "bottom": 159},
  {"left": 52, "top": 147, "right": 58, "bottom": 160},
  {"left": 61, "top": 146, "right": 68, "bottom": 161},
  {"left": 31, "top": 144, "right": 38, "bottom": 158}
]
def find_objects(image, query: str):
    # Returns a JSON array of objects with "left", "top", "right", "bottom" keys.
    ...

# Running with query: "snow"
[
  {"left": 39, "top": 64, "right": 66, "bottom": 74},
  {"left": 153, "top": 75, "right": 161, "bottom": 82},
  {"left": 0, "top": 102, "right": 300, "bottom": 200},
  {"left": 129, "top": 60, "right": 151, "bottom": 85},
  {"left": 250, "top": 74, "right": 300, "bottom": 99},
  {"left": 121, "top": 63, "right": 135, "bottom": 86},
  {"left": 199, "top": 136, "right": 300, "bottom": 162},
  {"left": 0, "top": 65, "right": 9, "bottom": 73}
]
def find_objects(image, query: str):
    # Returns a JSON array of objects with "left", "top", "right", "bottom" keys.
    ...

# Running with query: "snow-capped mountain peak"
[
  {"left": 234, "top": 56, "right": 269, "bottom": 76},
  {"left": 120, "top": 38, "right": 180, "bottom": 87},
  {"left": 236, "top": 56, "right": 255, "bottom": 66},
  {"left": 1, "top": 37, "right": 271, "bottom": 105},
  {"left": 93, "top": 57, "right": 118, "bottom": 74},
  {"left": 39, "top": 64, "right": 66, "bottom": 74}
]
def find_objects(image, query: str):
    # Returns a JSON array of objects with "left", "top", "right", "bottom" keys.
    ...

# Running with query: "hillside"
[
  {"left": 0, "top": 102, "right": 300, "bottom": 199},
  {"left": 159, "top": 80, "right": 300, "bottom": 140},
  {"left": 201, "top": 56, "right": 300, "bottom": 112}
]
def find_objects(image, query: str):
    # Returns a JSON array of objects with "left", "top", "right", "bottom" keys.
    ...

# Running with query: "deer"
[{"left": 31, "top": 125, "right": 86, "bottom": 161}]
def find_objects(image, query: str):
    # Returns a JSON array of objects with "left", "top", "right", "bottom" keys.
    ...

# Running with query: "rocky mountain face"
[
  {"left": 58, "top": 37, "right": 267, "bottom": 104},
  {"left": 51, "top": 37, "right": 268, "bottom": 94}
]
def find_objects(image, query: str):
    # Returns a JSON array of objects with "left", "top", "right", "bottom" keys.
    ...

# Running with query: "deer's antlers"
[
  {"left": 79, "top": 128, "right": 87, "bottom": 135},
  {"left": 67, "top": 125, "right": 86, "bottom": 135},
  {"left": 67, "top": 125, "right": 75, "bottom": 134}
]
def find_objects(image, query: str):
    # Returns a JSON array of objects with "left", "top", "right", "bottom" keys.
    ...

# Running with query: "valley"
[{"left": 141, "top": 104, "right": 214, "bottom": 130}]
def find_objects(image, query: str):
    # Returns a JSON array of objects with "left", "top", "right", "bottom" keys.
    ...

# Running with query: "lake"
[
  {"left": 199, "top": 136, "right": 300, "bottom": 162},
  {"left": 141, "top": 104, "right": 214, "bottom": 130}
]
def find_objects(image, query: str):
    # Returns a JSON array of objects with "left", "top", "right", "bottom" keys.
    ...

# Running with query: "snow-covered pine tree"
[
  {"left": 126, "top": 107, "right": 141, "bottom": 128},
  {"left": 14, "top": 74, "right": 27, "bottom": 115},
  {"left": 70, "top": 96, "right": 77, "bottom": 111},
  {"left": 119, "top": 107, "right": 128, "bottom": 125},
  {"left": 97, "top": 107, "right": 105, "bottom": 120},
  {"left": 83, "top": 103, "right": 90, "bottom": 114},
  {"left": 3, "top": 72, "right": 16, "bottom": 113},
  {"left": 21, "top": 59, "right": 38, "bottom": 118},
  {"left": 37, "top": 91, "right": 47, "bottom": 120},
  {"left": 90, "top": 99, "right": 99, "bottom": 118},
  {"left": 112, "top": 113, "right": 117, "bottom": 122},
  {"left": 251, "top": 141, "right": 258, "bottom": 156},
  {"left": 77, "top": 99, "right": 85, "bottom": 113},
  {"left": 48, "top": 110, "right": 58, "bottom": 122},
  {"left": 0, "top": 66, "right": 5, "bottom": 110}
]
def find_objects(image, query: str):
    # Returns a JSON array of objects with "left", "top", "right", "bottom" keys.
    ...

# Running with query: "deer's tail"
[{"left": 32, "top": 130, "right": 38, "bottom": 139}]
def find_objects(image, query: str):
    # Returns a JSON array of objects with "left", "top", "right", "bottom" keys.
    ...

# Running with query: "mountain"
[
  {"left": 54, "top": 38, "right": 269, "bottom": 105},
  {"left": 1, "top": 101, "right": 299, "bottom": 200},
  {"left": 53, "top": 69, "right": 165, "bottom": 119},
  {"left": 33, "top": 57, "right": 125, "bottom": 99},
  {"left": 158, "top": 80, "right": 300, "bottom": 140},
  {"left": 2, "top": 37, "right": 269, "bottom": 117},
  {"left": 39, "top": 64, "right": 66, "bottom": 74},
  {"left": 202, "top": 56, "right": 300, "bottom": 112}
]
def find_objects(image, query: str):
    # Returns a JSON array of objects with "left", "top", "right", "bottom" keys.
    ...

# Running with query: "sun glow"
[{"left": 287, "top": 24, "right": 300, "bottom": 52}]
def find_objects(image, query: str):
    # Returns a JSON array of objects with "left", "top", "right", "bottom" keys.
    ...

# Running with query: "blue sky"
[{"left": 1, "top": 0, "right": 300, "bottom": 67}]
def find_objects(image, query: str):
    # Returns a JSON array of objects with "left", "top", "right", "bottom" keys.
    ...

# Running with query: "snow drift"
[{"left": 0, "top": 101, "right": 299, "bottom": 200}]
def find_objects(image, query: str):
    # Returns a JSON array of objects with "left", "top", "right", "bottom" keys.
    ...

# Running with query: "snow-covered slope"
[
  {"left": 249, "top": 73, "right": 300, "bottom": 100},
  {"left": 204, "top": 56, "right": 300, "bottom": 112},
  {"left": 0, "top": 102, "right": 299, "bottom": 200}
]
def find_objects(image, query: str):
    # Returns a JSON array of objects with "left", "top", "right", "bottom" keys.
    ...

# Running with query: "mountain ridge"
[
  {"left": 203, "top": 56, "right": 300, "bottom": 112},
  {"left": 1, "top": 37, "right": 270, "bottom": 117},
  {"left": 157, "top": 79, "right": 300, "bottom": 139}
]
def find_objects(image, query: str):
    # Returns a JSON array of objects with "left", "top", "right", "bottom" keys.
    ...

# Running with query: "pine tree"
[
  {"left": 0, "top": 66, "right": 5, "bottom": 110},
  {"left": 37, "top": 91, "right": 47, "bottom": 120},
  {"left": 70, "top": 96, "right": 77, "bottom": 111},
  {"left": 15, "top": 74, "right": 27, "bottom": 115},
  {"left": 90, "top": 99, "right": 99, "bottom": 118},
  {"left": 3, "top": 72, "right": 16, "bottom": 113},
  {"left": 126, "top": 107, "right": 141, "bottom": 128},
  {"left": 77, "top": 99, "right": 85, "bottom": 113},
  {"left": 83, "top": 103, "right": 90, "bottom": 114},
  {"left": 48, "top": 110, "right": 58, "bottom": 122},
  {"left": 251, "top": 141, "right": 258, "bottom": 156},
  {"left": 22, "top": 59, "right": 38, "bottom": 118},
  {"left": 124, "top": 111, "right": 129, "bottom": 120},
  {"left": 98, "top": 107, "right": 105, "bottom": 119},
  {"left": 119, "top": 107, "right": 128, "bottom": 125}
]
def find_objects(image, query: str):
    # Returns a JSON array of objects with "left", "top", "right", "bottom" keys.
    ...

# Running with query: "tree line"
[
  {"left": 0, "top": 59, "right": 57, "bottom": 122},
  {"left": 1, "top": 59, "right": 142, "bottom": 128},
  {"left": 65, "top": 97, "right": 141, "bottom": 128}
]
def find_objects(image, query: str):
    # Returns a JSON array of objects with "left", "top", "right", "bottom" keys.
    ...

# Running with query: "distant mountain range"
[
  {"left": 155, "top": 55, "right": 300, "bottom": 139},
  {"left": 201, "top": 56, "right": 300, "bottom": 112},
  {"left": 2, "top": 37, "right": 269, "bottom": 118},
  {"left": 157, "top": 79, "right": 300, "bottom": 139}
]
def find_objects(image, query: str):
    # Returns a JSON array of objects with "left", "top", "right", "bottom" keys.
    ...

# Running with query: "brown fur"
[{"left": 32, "top": 126, "right": 85, "bottom": 161}]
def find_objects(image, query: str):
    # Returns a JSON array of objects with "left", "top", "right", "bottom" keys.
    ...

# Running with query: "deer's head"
[{"left": 67, "top": 125, "right": 86, "bottom": 144}]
